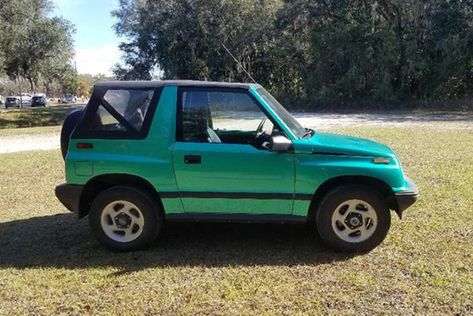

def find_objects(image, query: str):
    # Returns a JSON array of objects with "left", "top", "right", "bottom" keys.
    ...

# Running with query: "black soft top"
[{"left": 94, "top": 80, "right": 255, "bottom": 90}]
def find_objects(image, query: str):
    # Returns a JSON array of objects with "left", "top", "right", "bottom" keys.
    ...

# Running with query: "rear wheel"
[
  {"left": 89, "top": 186, "right": 162, "bottom": 251},
  {"left": 316, "top": 185, "right": 391, "bottom": 252}
]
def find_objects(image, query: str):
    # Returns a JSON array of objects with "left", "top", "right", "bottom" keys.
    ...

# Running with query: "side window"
[
  {"left": 181, "top": 91, "right": 213, "bottom": 142},
  {"left": 180, "top": 89, "right": 274, "bottom": 144},
  {"left": 90, "top": 105, "right": 126, "bottom": 132},
  {"left": 88, "top": 89, "right": 154, "bottom": 133},
  {"left": 208, "top": 92, "right": 269, "bottom": 132}
]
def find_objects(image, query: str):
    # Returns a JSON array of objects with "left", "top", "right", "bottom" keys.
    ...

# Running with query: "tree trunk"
[
  {"left": 393, "top": 7, "right": 405, "bottom": 96},
  {"left": 17, "top": 77, "right": 23, "bottom": 109},
  {"left": 27, "top": 76, "right": 35, "bottom": 94}
]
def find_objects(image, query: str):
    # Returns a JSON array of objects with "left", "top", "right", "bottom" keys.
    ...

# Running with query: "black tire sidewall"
[
  {"left": 316, "top": 185, "right": 391, "bottom": 252},
  {"left": 89, "top": 186, "right": 161, "bottom": 251}
]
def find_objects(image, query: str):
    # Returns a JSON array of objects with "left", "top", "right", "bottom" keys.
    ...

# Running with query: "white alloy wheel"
[
  {"left": 100, "top": 200, "right": 145, "bottom": 243},
  {"left": 331, "top": 199, "right": 378, "bottom": 243}
]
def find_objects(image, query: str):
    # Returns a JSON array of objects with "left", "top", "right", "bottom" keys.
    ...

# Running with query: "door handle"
[{"left": 184, "top": 155, "right": 201, "bottom": 164}]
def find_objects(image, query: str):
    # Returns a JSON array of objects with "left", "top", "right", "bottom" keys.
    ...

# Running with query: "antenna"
[{"left": 221, "top": 44, "right": 257, "bottom": 83}]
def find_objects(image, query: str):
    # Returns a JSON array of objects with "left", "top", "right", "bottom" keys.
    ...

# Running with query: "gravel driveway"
[
  {"left": 0, "top": 132, "right": 60, "bottom": 153},
  {"left": 1, "top": 112, "right": 472, "bottom": 154}
]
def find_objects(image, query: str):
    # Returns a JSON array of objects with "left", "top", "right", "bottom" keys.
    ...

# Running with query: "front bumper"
[
  {"left": 394, "top": 177, "right": 419, "bottom": 219},
  {"left": 55, "top": 184, "right": 84, "bottom": 215}
]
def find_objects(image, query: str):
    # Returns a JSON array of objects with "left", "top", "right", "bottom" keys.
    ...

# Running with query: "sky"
[{"left": 52, "top": 0, "right": 122, "bottom": 75}]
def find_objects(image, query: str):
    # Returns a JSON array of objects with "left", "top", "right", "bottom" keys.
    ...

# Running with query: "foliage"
[
  {"left": 0, "top": 0, "right": 76, "bottom": 95},
  {"left": 113, "top": 0, "right": 473, "bottom": 109}
]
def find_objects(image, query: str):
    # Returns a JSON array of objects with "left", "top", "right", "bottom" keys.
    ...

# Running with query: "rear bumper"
[
  {"left": 394, "top": 177, "right": 419, "bottom": 219},
  {"left": 55, "top": 184, "right": 83, "bottom": 215}
]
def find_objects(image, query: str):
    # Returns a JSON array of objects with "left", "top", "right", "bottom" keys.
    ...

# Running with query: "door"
[{"left": 172, "top": 87, "right": 295, "bottom": 215}]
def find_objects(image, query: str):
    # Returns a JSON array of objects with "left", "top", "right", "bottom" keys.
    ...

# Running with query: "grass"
[
  {"left": 0, "top": 105, "right": 82, "bottom": 129},
  {"left": 0, "top": 125, "right": 61, "bottom": 137},
  {"left": 0, "top": 126, "right": 472, "bottom": 315}
]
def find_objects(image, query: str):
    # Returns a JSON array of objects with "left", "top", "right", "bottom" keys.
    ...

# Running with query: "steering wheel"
[
  {"left": 253, "top": 118, "right": 270, "bottom": 148},
  {"left": 255, "top": 118, "right": 267, "bottom": 137}
]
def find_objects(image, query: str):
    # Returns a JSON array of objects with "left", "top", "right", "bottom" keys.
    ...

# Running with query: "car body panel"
[
  {"left": 306, "top": 132, "right": 396, "bottom": 158},
  {"left": 172, "top": 141, "right": 295, "bottom": 214}
]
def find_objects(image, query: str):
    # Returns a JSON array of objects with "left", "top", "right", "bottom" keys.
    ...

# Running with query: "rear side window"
[
  {"left": 91, "top": 89, "right": 153, "bottom": 132},
  {"left": 90, "top": 105, "right": 126, "bottom": 132},
  {"left": 74, "top": 87, "right": 160, "bottom": 139}
]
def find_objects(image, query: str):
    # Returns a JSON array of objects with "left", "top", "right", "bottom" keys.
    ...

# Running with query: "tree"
[
  {"left": 112, "top": 0, "right": 473, "bottom": 109},
  {"left": 0, "top": 0, "right": 75, "bottom": 95},
  {"left": 113, "top": 0, "right": 284, "bottom": 85},
  {"left": 24, "top": 16, "right": 75, "bottom": 92}
]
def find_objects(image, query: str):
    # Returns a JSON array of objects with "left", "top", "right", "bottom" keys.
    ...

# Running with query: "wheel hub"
[
  {"left": 114, "top": 213, "right": 132, "bottom": 229},
  {"left": 345, "top": 212, "right": 363, "bottom": 229}
]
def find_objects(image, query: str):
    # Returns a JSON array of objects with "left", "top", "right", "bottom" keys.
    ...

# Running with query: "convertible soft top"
[{"left": 94, "top": 80, "right": 255, "bottom": 90}]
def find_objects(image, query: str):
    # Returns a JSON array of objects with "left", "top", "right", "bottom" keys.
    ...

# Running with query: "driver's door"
[{"left": 172, "top": 87, "right": 295, "bottom": 215}]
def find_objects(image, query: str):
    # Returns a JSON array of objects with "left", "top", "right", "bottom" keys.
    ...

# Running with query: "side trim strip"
[
  {"left": 160, "top": 191, "right": 313, "bottom": 201},
  {"left": 312, "top": 151, "right": 348, "bottom": 156},
  {"left": 166, "top": 213, "right": 307, "bottom": 224}
]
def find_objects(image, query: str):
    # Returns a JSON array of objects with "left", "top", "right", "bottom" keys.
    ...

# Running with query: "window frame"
[
  {"left": 176, "top": 86, "right": 284, "bottom": 143},
  {"left": 72, "top": 85, "right": 162, "bottom": 140}
]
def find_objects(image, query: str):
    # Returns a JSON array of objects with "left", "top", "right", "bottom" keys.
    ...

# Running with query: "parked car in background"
[
  {"left": 19, "top": 93, "right": 32, "bottom": 106},
  {"left": 32, "top": 93, "right": 47, "bottom": 107},
  {"left": 5, "top": 96, "right": 20, "bottom": 108},
  {"left": 61, "top": 94, "right": 76, "bottom": 104}
]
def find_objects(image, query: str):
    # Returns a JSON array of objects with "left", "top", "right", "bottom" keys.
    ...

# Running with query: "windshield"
[{"left": 256, "top": 87, "right": 307, "bottom": 138}]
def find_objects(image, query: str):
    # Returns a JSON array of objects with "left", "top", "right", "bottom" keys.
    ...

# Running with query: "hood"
[{"left": 304, "top": 132, "right": 396, "bottom": 158}]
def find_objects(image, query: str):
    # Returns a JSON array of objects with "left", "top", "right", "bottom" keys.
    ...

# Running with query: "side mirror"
[{"left": 269, "top": 135, "right": 293, "bottom": 152}]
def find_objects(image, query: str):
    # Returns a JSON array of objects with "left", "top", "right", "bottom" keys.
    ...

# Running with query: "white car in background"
[
  {"left": 61, "top": 94, "right": 76, "bottom": 104},
  {"left": 18, "top": 93, "right": 32, "bottom": 106}
]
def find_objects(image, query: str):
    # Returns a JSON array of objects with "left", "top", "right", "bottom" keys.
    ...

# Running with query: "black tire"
[
  {"left": 316, "top": 185, "right": 391, "bottom": 252},
  {"left": 89, "top": 186, "right": 162, "bottom": 251},
  {"left": 60, "top": 109, "right": 84, "bottom": 159}
]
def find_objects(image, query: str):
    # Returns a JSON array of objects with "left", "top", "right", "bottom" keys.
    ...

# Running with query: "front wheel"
[
  {"left": 89, "top": 186, "right": 162, "bottom": 251},
  {"left": 316, "top": 185, "right": 391, "bottom": 252}
]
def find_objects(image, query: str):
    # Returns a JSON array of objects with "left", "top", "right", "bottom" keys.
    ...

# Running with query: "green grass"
[
  {"left": 0, "top": 105, "right": 81, "bottom": 129},
  {"left": 0, "top": 127, "right": 472, "bottom": 315}
]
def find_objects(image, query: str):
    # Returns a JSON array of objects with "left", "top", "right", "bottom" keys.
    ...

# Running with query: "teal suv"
[{"left": 56, "top": 81, "right": 418, "bottom": 252}]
